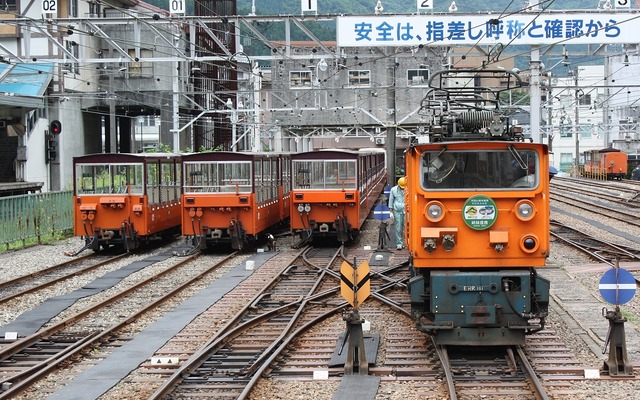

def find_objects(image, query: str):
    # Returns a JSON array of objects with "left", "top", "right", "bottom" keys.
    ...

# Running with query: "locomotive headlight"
[
  {"left": 519, "top": 234, "right": 539, "bottom": 253},
  {"left": 424, "top": 201, "right": 445, "bottom": 223},
  {"left": 515, "top": 200, "right": 536, "bottom": 221},
  {"left": 304, "top": 204, "right": 311, "bottom": 213},
  {"left": 298, "top": 204, "right": 305, "bottom": 213}
]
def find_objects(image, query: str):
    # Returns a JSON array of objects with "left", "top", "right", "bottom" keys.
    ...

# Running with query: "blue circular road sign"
[
  {"left": 383, "top": 185, "right": 391, "bottom": 199},
  {"left": 599, "top": 268, "right": 637, "bottom": 305},
  {"left": 373, "top": 204, "right": 391, "bottom": 221}
]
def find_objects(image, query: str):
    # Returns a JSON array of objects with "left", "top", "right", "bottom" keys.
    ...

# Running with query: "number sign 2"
[{"left": 418, "top": 0, "right": 433, "bottom": 10}]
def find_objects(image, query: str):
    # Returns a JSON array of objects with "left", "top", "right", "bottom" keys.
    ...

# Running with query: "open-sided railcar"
[
  {"left": 181, "top": 151, "right": 290, "bottom": 251},
  {"left": 72, "top": 152, "right": 182, "bottom": 252}
]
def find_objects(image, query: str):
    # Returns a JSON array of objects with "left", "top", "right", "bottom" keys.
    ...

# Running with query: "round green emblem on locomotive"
[{"left": 462, "top": 195, "right": 497, "bottom": 230}]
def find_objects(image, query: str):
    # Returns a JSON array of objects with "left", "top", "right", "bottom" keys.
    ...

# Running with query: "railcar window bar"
[
  {"left": 184, "top": 161, "right": 252, "bottom": 194},
  {"left": 76, "top": 163, "right": 144, "bottom": 195},
  {"left": 293, "top": 160, "right": 357, "bottom": 190}
]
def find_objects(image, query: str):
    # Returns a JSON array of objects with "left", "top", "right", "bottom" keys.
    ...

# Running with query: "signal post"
[{"left": 340, "top": 258, "right": 371, "bottom": 375}]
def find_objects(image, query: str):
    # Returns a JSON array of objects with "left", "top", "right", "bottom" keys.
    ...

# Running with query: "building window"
[
  {"left": 70, "top": 0, "right": 78, "bottom": 17},
  {"left": 89, "top": 1, "right": 101, "bottom": 17},
  {"left": 289, "top": 71, "right": 312, "bottom": 88},
  {"left": 578, "top": 93, "right": 591, "bottom": 106},
  {"left": 127, "top": 49, "right": 153, "bottom": 77},
  {"left": 559, "top": 153, "right": 573, "bottom": 171},
  {"left": 65, "top": 40, "right": 80, "bottom": 74},
  {"left": 560, "top": 124, "right": 572, "bottom": 138},
  {"left": 407, "top": 69, "right": 429, "bottom": 86},
  {"left": 3, "top": 0, "right": 17, "bottom": 10},
  {"left": 348, "top": 70, "right": 370, "bottom": 87}
]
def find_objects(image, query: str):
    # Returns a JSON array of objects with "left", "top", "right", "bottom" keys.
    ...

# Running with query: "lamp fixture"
[
  {"left": 448, "top": 1, "right": 458, "bottom": 12},
  {"left": 317, "top": 58, "right": 328, "bottom": 72},
  {"left": 374, "top": 0, "right": 383, "bottom": 14}
]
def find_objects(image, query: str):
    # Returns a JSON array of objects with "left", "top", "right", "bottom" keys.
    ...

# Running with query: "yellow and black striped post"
[{"left": 340, "top": 258, "right": 371, "bottom": 309}]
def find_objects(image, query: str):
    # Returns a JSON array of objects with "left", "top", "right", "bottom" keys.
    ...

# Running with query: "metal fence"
[{"left": 0, "top": 190, "right": 74, "bottom": 251}]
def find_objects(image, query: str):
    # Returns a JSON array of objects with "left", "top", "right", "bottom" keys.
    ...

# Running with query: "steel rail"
[
  {"left": 0, "top": 251, "right": 236, "bottom": 398},
  {"left": 0, "top": 253, "right": 129, "bottom": 305}
]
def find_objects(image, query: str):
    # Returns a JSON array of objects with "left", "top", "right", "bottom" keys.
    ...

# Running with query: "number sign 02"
[{"left": 41, "top": 0, "right": 57, "bottom": 13}]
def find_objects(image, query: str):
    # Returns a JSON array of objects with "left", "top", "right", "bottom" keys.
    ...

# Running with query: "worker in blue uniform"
[{"left": 388, "top": 177, "right": 406, "bottom": 250}]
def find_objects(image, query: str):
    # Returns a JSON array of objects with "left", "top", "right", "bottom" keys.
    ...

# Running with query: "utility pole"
[
  {"left": 529, "top": 46, "right": 542, "bottom": 143},
  {"left": 385, "top": 51, "right": 397, "bottom": 185},
  {"left": 573, "top": 68, "right": 581, "bottom": 176}
]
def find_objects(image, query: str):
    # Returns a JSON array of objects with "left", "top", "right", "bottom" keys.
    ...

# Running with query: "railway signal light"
[
  {"left": 46, "top": 134, "right": 57, "bottom": 163},
  {"left": 50, "top": 120, "right": 62, "bottom": 135}
]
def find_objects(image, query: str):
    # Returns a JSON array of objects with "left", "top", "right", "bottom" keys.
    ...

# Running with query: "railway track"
[
  {"left": 551, "top": 220, "right": 640, "bottom": 288},
  {"left": 0, "top": 252, "right": 129, "bottom": 306},
  {"left": 0, "top": 250, "right": 234, "bottom": 399},
  {"left": 147, "top": 246, "right": 402, "bottom": 398},
  {"left": 550, "top": 220, "right": 640, "bottom": 265},
  {"left": 0, "top": 225, "right": 621, "bottom": 399},
  {"left": 435, "top": 344, "right": 548, "bottom": 400}
]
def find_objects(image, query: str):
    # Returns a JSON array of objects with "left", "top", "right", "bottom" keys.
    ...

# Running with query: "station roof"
[{"left": 0, "top": 63, "right": 53, "bottom": 109}]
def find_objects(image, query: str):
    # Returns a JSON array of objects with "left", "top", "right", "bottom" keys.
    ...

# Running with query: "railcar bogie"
[
  {"left": 289, "top": 149, "right": 385, "bottom": 245},
  {"left": 72, "top": 153, "right": 182, "bottom": 254}
]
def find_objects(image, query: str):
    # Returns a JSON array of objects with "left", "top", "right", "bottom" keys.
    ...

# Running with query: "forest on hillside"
[{"left": 144, "top": 0, "right": 603, "bottom": 16}]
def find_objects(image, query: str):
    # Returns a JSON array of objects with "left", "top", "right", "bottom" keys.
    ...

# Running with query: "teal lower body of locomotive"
[{"left": 409, "top": 268, "right": 550, "bottom": 346}]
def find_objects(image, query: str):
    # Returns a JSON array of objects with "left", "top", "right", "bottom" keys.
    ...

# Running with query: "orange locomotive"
[
  {"left": 290, "top": 149, "right": 386, "bottom": 244},
  {"left": 582, "top": 147, "right": 628, "bottom": 180},
  {"left": 407, "top": 69, "right": 550, "bottom": 346},
  {"left": 72, "top": 153, "right": 182, "bottom": 253},
  {"left": 181, "top": 151, "right": 290, "bottom": 251}
]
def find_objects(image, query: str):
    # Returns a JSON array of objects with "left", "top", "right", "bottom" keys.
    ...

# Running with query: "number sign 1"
[
  {"left": 418, "top": 0, "right": 433, "bottom": 10},
  {"left": 302, "top": 0, "right": 318, "bottom": 13},
  {"left": 41, "top": 0, "right": 57, "bottom": 13},
  {"left": 170, "top": 0, "right": 185, "bottom": 14}
]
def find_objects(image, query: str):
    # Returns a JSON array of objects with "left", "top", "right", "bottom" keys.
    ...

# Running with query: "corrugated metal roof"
[{"left": 0, "top": 63, "right": 53, "bottom": 108}]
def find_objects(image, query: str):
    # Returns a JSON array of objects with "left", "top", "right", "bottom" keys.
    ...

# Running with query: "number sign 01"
[{"left": 170, "top": 0, "right": 185, "bottom": 14}]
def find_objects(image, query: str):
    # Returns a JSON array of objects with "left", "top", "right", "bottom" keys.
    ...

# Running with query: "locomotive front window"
[
  {"left": 421, "top": 149, "right": 539, "bottom": 190},
  {"left": 75, "top": 163, "right": 144, "bottom": 195}
]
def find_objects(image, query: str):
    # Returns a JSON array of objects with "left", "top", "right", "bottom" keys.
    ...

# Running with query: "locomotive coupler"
[{"left": 602, "top": 306, "right": 635, "bottom": 377}]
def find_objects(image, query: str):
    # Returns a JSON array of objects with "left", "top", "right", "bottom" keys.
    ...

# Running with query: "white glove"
[{"left": 388, "top": 213, "right": 395, "bottom": 223}]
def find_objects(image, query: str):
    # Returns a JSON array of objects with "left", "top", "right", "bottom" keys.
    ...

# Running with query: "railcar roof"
[
  {"left": 291, "top": 148, "right": 382, "bottom": 160},
  {"left": 181, "top": 151, "right": 287, "bottom": 162},
  {"left": 73, "top": 152, "right": 181, "bottom": 164}
]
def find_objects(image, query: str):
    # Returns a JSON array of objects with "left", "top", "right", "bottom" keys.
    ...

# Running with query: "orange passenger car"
[
  {"left": 72, "top": 153, "right": 182, "bottom": 253},
  {"left": 181, "top": 152, "right": 290, "bottom": 251},
  {"left": 290, "top": 149, "right": 385, "bottom": 244}
]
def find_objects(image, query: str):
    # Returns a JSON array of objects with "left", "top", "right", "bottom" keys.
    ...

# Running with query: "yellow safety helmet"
[{"left": 397, "top": 177, "right": 406, "bottom": 189}]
